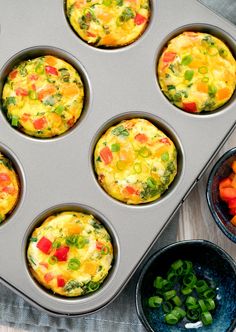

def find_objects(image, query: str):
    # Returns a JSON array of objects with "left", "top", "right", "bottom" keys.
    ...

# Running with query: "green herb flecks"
[{"left": 111, "top": 125, "right": 129, "bottom": 137}]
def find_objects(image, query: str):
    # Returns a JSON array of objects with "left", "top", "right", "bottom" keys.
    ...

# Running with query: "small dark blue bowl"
[
  {"left": 206, "top": 147, "right": 236, "bottom": 243},
  {"left": 136, "top": 240, "right": 236, "bottom": 332}
]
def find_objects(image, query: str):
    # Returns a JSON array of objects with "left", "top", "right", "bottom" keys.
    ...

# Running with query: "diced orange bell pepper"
[
  {"left": 219, "top": 187, "right": 236, "bottom": 202},
  {"left": 231, "top": 161, "right": 236, "bottom": 173},
  {"left": 230, "top": 215, "right": 236, "bottom": 226},
  {"left": 219, "top": 178, "right": 232, "bottom": 190}
]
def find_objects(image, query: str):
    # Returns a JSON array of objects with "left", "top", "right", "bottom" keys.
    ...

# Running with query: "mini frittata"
[
  {"left": 27, "top": 211, "right": 113, "bottom": 297},
  {"left": 0, "top": 153, "right": 20, "bottom": 222},
  {"left": 94, "top": 118, "right": 177, "bottom": 204},
  {"left": 158, "top": 32, "right": 236, "bottom": 113},
  {"left": 2, "top": 56, "right": 84, "bottom": 138},
  {"left": 66, "top": 0, "right": 150, "bottom": 47}
]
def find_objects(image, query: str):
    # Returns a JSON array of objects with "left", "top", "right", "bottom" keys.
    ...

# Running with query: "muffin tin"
[{"left": 0, "top": 0, "right": 235, "bottom": 316}]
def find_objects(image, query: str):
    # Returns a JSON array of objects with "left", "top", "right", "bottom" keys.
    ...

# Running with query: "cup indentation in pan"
[
  {"left": 63, "top": 0, "right": 153, "bottom": 50},
  {"left": 23, "top": 203, "right": 119, "bottom": 301},
  {"left": 155, "top": 23, "right": 236, "bottom": 116},
  {"left": 90, "top": 111, "right": 184, "bottom": 207},
  {"left": 0, "top": 143, "right": 25, "bottom": 226},
  {"left": 0, "top": 46, "right": 92, "bottom": 140}
]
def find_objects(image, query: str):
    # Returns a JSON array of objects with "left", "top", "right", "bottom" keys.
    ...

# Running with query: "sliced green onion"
[
  {"left": 48, "top": 256, "right": 58, "bottom": 265},
  {"left": 167, "top": 272, "right": 178, "bottom": 284},
  {"left": 29, "top": 90, "right": 37, "bottom": 100},
  {"left": 172, "top": 295, "right": 182, "bottom": 307},
  {"left": 11, "top": 115, "right": 19, "bottom": 127},
  {"left": 170, "top": 308, "right": 183, "bottom": 321},
  {"left": 162, "top": 301, "right": 173, "bottom": 313},
  {"left": 198, "top": 299, "right": 207, "bottom": 312},
  {"left": 186, "top": 296, "right": 198, "bottom": 309},
  {"left": 198, "top": 66, "right": 208, "bottom": 74},
  {"left": 162, "top": 279, "right": 173, "bottom": 291},
  {"left": 183, "top": 273, "right": 197, "bottom": 288},
  {"left": 133, "top": 162, "right": 142, "bottom": 174},
  {"left": 181, "top": 55, "right": 193, "bottom": 65},
  {"left": 181, "top": 286, "right": 193, "bottom": 295},
  {"left": 203, "top": 288, "right": 216, "bottom": 299},
  {"left": 173, "top": 306, "right": 186, "bottom": 319},
  {"left": 201, "top": 311, "right": 213, "bottom": 325},
  {"left": 205, "top": 299, "right": 215, "bottom": 311},
  {"left": 163, "top": 290, "right": 176, "bottom": 301},
  {"left": 195, "top": 280, "right": 208, "bottom": 293},
  {"left": 153, "top": 276, "right": 163, "bottom": 289},
  {"left": 111, "top": 143, "right": 120, "bottom": 152},
  {"left": 55, "top": 105, "right": 64, "bottom": 115},
  {"left": 171, "top": 259, "right": 183, "bottom": 271},
  {"left": 148, "top": 296, "right": 163, "bottom": 308},
  {"left": 187, "top": 308, "right": 201, "bottom": 321},
  {"left": 68, "top": 258, "right": 80, "bottom": 270},
  {"left": 184, "top": 69, "right": 194, "bottom": 81},
  {"left": 165, "top": 313, "right": 179, "bottom": 325},
  {"left": 138, "top": 146, "right": 151, "bottom": 158}
]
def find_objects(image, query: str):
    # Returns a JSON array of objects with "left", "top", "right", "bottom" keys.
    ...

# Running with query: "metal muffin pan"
[{"left": 0, "top": 0, "right": 235, "bottom": 316}]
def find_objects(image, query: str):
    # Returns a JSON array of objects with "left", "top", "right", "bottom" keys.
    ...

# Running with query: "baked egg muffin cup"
[{"left": 0, "top": 0, "right": 235, "bottom": 317}]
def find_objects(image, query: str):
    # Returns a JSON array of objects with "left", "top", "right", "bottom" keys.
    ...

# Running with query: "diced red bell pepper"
[
  {"left": 54, "top": 246, "right": 69, "bottom": 261},
  {"left": 67, "top": 116, "right": 75, "bottom": 127},
  {"left": 33, "top": 116, "right": 47, "bottom": 130},
  {"left": 29, "top": 74, "right": 38, "bottom": 81},
  {"left": 100, "top": 147, "right": 113, "bottom": 165},
  {"left": 125, "top": 185, "right": 139, "bottom": 195},
  {"left": 44, "top": 272, "right": 54, "bottom": 283},
  {"left": 159, "top": 137, "right": 170, "bottom": 145},
  {"left": 21, "top": 113, "right": 31, "bottom": 122},
  {"left": 57, "top": 275, "right": 66, "bottom": 287},
  {"left": 96, "top": 241, "right": 104, "bottom": 250},
  {"left": 134, "top": 13, "right": 146, "bottom": 25},
  {"left": 228, "top": 198, "right": 236, "bottom": 209},
  {"left": 15, "top": 87, "right": 28, "bottom": 96},
  {"left": 31, "top": 83, "right": 37, "bottom": 91},
  {"left": 9, "top": 70, "right": 18, "bottom": 80},
  {"left": 219, "top": 178, "right": 232, "bottom": 190},
  {"left": 2, "top": 186, "right": 16, "bottom": 195},
  {"left": 182, "top": 102, "right": 197, "bottom": 113},
  {"left": 135, "top": 133, "right": 148, "bottom": 143},
  {"left": 229, "top": 208, "right": 236, "bottom": 215},
  {"left": 163, "top": 52, "right": 176, "bottom": 63},
  {"left": 219, "top": 187, "right": 236, "bottom": 202},
  {"left": 87, "top": 31, "right": 96, "bottom": 37},
  {"left": 45, "top": 66, "right": 58, "bottom": 76},
  {"left": 0, "top": 173, "right": 11, "bottom": 184},
  {"left": 37, "top": 237, "right": 52, "bottom": 254}
]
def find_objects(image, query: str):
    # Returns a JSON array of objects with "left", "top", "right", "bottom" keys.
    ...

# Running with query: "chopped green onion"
[
  {"left": 48, "top": 256, "right": 58, "bottom": 265},
  {"left": 165, "top": 313, "right": 179, "bottom": 325},
  {"left": 205, "top": 299, "right": 215, "bottom": 311},
  {"left": 173, "top": 306, "right": 186, "bottom": 319},
  {"left": 55, "top": 105, "right": 64, "bottom": 115},
  {"left": 201, "top": 311, "right": 213, "bottom": 325},
  {"left": 172, "top": 295, "right": 182, "bottom": 307},
  {"left": 138, "top": 146, "right": 151, "bottom": 158},
  {"left": 148, "top": 296, "right": 163, "bottom": 308},
  {"left": 163, "top": 290, "right": 176, "bottom": 301},
  {"left": 184, "top": 70, "right": 194, "bottom": 81},
  {"left": 181, "top": 55, "right": 193, "bottom": 65},
  {"left": 208, "top": 85, "right": 217, "bottom": 97},
  {"left": 181, "top": 287, "right": 193, "bottom": 295},
  {"left": 203, "top": 288, "right": 216, "bottom": 299},
  {"left": 198, "top": 66, "right": 208, "bottom": 74},
  {"left": 162, "top": 301, "right": 173, "bottom": 313},
  {"left": 162, "top": 279, "right": 173, "bottom": 291},
  {"left": 161, "top": 152, "right": 169, "bottom": 161},
  {"left": 183, "top": 273, "right": 197, "bottom": 288},
  {"left": 170, "top": 308, "right": 183, "bottom": 321},
  {"left": 68, "top": 258, "right": 80, "bottom": 270},
  {"left": 167, "top": 271, "right": 178, "bottom": 284},
  {"left": 29, "top": 90, "right": 37, "bottom": 100},
  {"left": 182, "top": 260, "right": 193, "bottom": 275},
  {"left": 195, "top": 280, "right": 208, "bottom": 293},
  {"left": 153, "top": 276, "right": 163, "bottom": 289},
  {"left": 133, "top": 162, "right": 142, "bottom": 174},
  {"left": 111, "top": 143, "right": 120, "bottom": 152},
  {"left": 11, "top": 115, "right": 19, "bottom": 127},
  {"left": 186, "top": 296, "right": 198, "bottom": 309},
  {"left": 198, "top": 299, "right": 208, "bottom": 312},
  {"left": 171, "top": 259, "right": 183, "bottom": 271},
  {"left": 187, "top": 308, "right": 201, "bottom": 321}
]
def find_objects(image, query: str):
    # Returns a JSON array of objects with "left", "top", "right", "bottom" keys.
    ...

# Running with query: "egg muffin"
[
  {"left": 94, "top": 118, "right": 177, "bottom": 204},
  {"left": 2, "top": 56, "right": 84, "bottom": 138},
  {"left": 158, "top": 32, "right": 236, "bottom": 113},
  {"left": 27, "top": 211, "right": 113, "bottom": 297},
  {"left": 0, "top": 153, "right": 20, "bottom": 222},
  {"left": 66, "top": 0, "right": 150, "bottom": 47}
]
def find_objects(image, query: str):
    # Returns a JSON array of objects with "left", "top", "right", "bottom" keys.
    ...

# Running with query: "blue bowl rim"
[
  {"left": 135, "top": 239, "right": 236, "bottom": 332},
  {"left": 206, "top": 147, "right": 236, "bottom": 243}
]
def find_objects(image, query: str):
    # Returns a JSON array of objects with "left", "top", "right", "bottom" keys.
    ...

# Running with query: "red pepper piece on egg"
[
  {"left": 33, "top": 116, "right": 47, "bottom": 130},
  {"left": 134, "top": 13, "right": 146, "bottom": 25},
  {"left": 57, "top": 275, "right": 66, "bottom": 287},
  {"left": 54, "top": 246, "right": 70, "bottom": 261},
  {"left": 15, "top": 87, "right": 28, "bottom": 96},
  {"left": 45, "top": 66, "right": 58, "bottom": 76},
  {"left": 9, "top": 70, "right": 18, "bottom": 80},
  {"left": 163, "top": 52, "right": 176, "bottom": 63},
  {"left": 125, "top": 185, "right": 139, "bottom": 195},
  {"left": 228, "top": 198, "right": 236, "bottom": 209},
  {"left": 135, "top": 133, "right": 148, "bottom": 143},
  {"left": 159, "top": 137, "right": 170, "bottom": 145},
  {"left": 44, "top": 272, "right": 54, "bottom": 283},
  {"left": 2, "top": 186, "right": 16, "bottom": 195},
  {"left": 96, "top": 241, "right": 104, "bottom": 250},
  {"left": 0, "top": 173, "right": 11, "bottom": 184},
  {"left": 182, "top": 102, "right": 197, "bottom": 113},
  {"left": 219, "top": 178, "right": 232, "bottom": 190},
  {"left": 220, "top": 187, "right": 236, "bottom": 202},
  {"left": 100, "top": 147, "right": 113, "bottom": 165},
  {"left": 37, "top": 236, "right": 52, "bottom": 254}
]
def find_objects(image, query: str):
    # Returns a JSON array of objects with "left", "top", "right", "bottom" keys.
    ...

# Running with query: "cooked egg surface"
[
  {"left": 0, "top": 153, "right": 20, "bottom": 222},
  {"left": 94, "top": 118, "right": 177, "bottom": 204},
  {"left": 2, "top": 56, "right": 84, "bottom": 138},
  {"left": 66, "top": 0, "right": 150, "bottom": 47},
  {"left": 27, "top": 212, "right": 113, "bottom": 297},
  {"left": 158, "top": 32, "right": 236, "bottom": 113}
]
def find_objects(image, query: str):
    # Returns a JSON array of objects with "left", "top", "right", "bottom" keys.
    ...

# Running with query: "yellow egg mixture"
[
  {"left": 27, "top": 212, "right": 113, "bottom": 297},
  {"left": 94, "top": 118, "right": 177, "bottom": 204}
]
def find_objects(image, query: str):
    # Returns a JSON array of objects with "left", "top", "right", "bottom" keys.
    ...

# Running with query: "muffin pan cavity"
[
  {"left": 156, "top": 23, "right": 236, "bottom": 115},
  {"left": 0, "top": 46, "right": 91, "bottom": 139},
  {"left": 0, "top": 0, "right": 235, "bottom": 316}
]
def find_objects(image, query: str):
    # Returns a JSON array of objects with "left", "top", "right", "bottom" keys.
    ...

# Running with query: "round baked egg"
[
  {"left": 94, "top": 118, "right": 177, "bottom": 204},
  {"left": 27, "top": 211, "right": 113, "bottom": 297},
  {"left": 158, "top": 32, "right": 236, "bottom": 113},
  {"left": 66, "top": 0, "right": 150, "bottom": 47},
  {"left": 0, "top": 153, "right": 20, "bottom": 222},
  {"left": 2, "top": 55, "right": 84, "bottom": 138}
]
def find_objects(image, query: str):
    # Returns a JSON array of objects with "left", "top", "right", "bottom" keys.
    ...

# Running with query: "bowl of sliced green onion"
[{"left": 135, "top": 240, "right": 236, "bottom": 332}]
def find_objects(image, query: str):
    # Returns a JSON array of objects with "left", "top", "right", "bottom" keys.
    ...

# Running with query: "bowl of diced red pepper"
[{"left": 207, "top": 147, "right": 236, "bottom": 243}]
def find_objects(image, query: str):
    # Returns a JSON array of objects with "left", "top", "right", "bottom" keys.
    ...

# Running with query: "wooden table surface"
[{"left": 1, "top": 131, "right": 235, "bottom": 331}]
